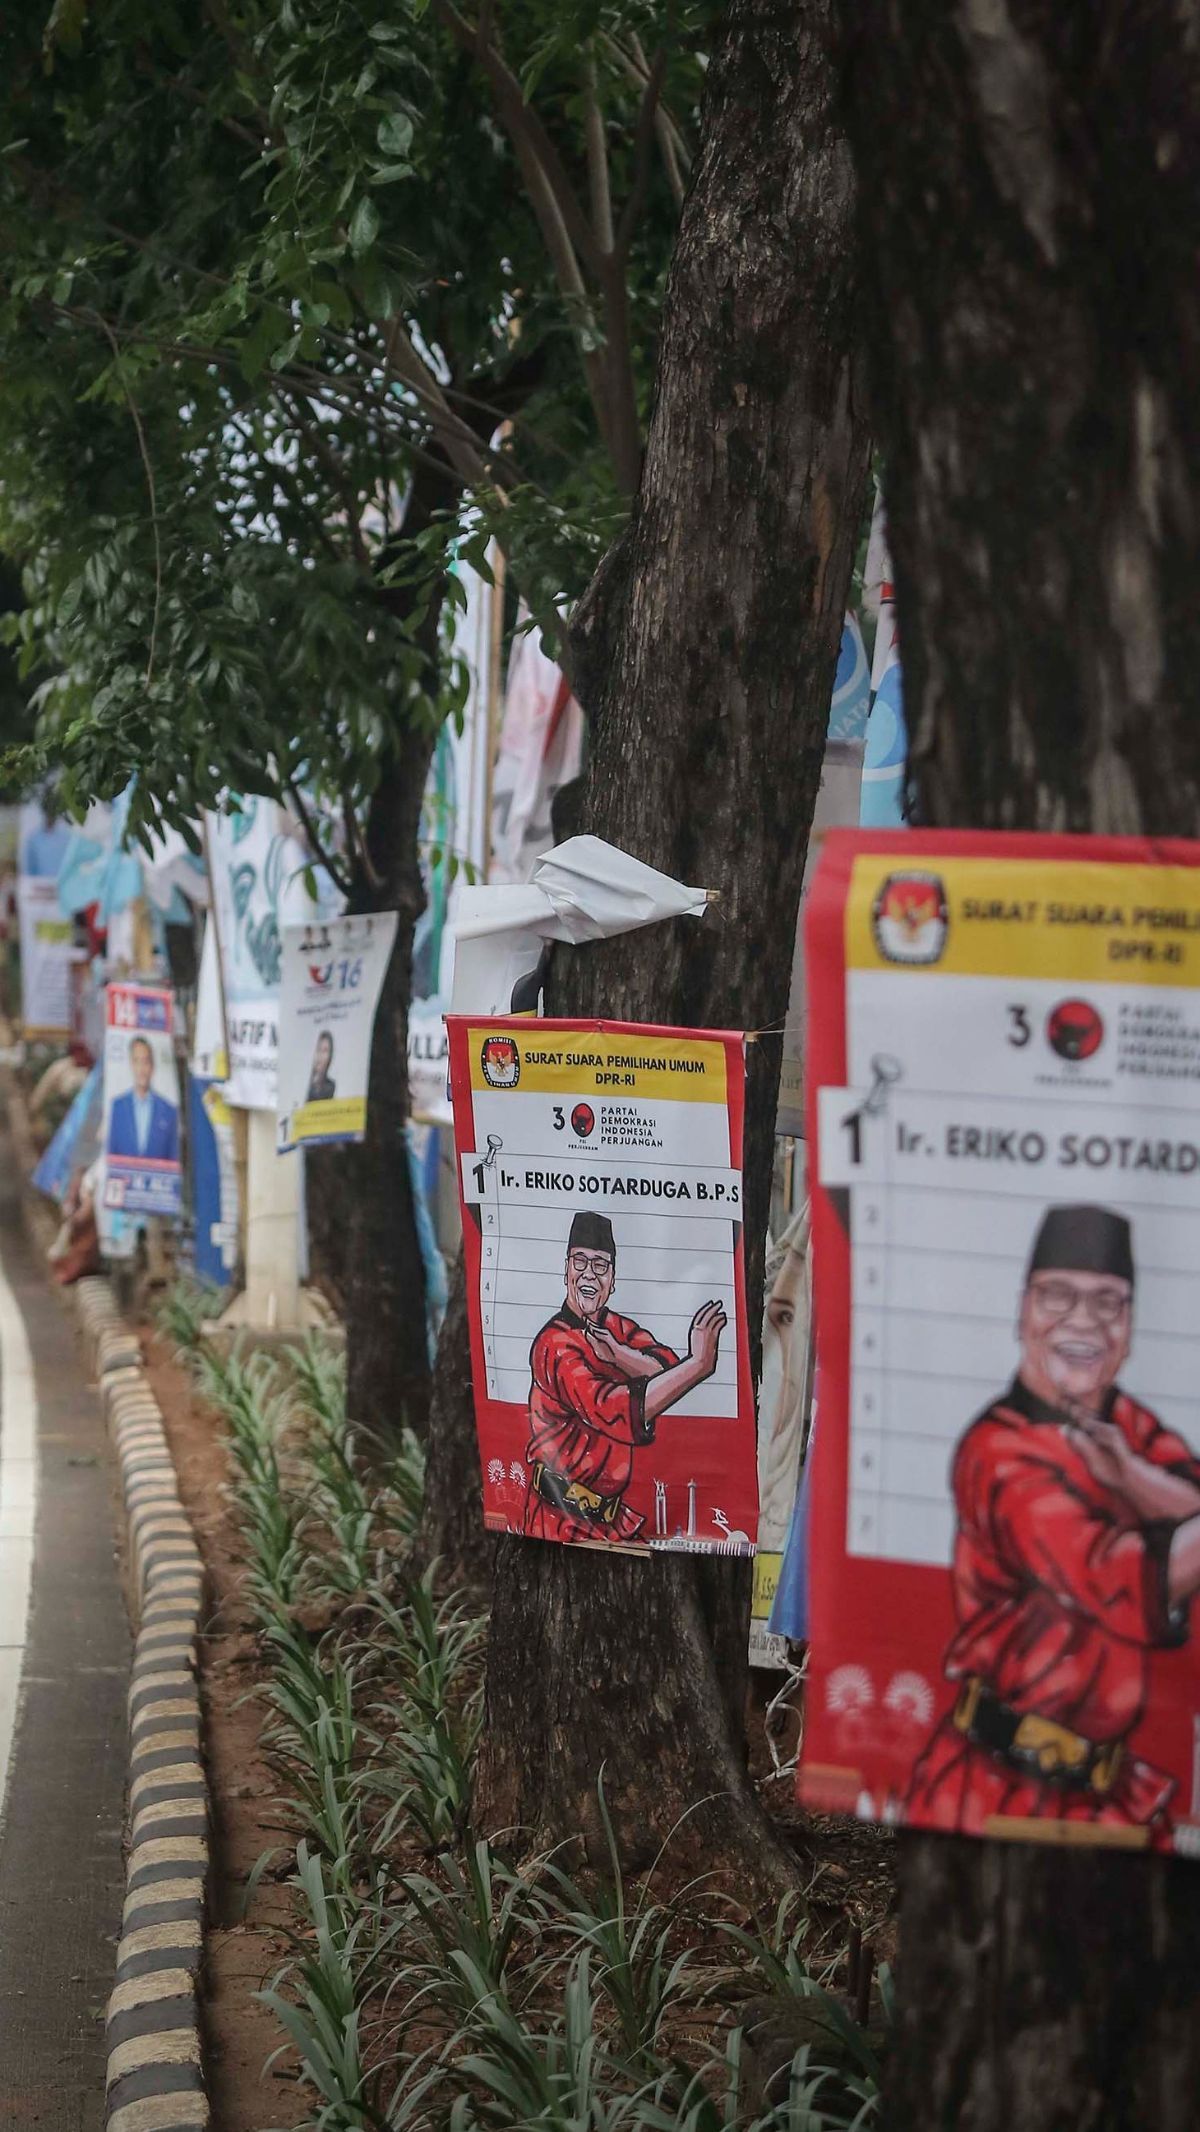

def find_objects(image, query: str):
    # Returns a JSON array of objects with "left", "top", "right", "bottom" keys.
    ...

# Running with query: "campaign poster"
[
  {"left": 446, "top": 1016, "right": 758, "bottom": 1553},
  {"left": 775, "top": 612, "right": 871, "bottom": 1137},
  {"left": 191, "top": 917, "right": 227, "bottom": 1083},
  {"left": 750, "top": 1206, "right": 813, "bottom": 1667},
  {"left": 32, "top": 1062, "right": 103, "bottom": 1206},
  {"left": 205, "top": 799, "right": 341, "bottom": 1111},
  {"left": 17, "top": 878, "right": 74, "bottom": 1039},
  {"left": 102, "top": 983, "right": 182, "bottom": 1219},
  {"left": 189, "top": 1076, "right": 238, "bottom": 1287},
  {"left": 801, "top": 829, "right": 1200, "bottom": 1856},
  {"left": 276, "top": 912, "right": 398, "bottom": 1152}
]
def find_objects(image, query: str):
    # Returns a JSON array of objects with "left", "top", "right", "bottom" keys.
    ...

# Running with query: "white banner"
[
  {"left": 276, "top": 911, "right": 398, "bottom": 1152},
  {"left": 408, "top": 998, "right": 451, "bottom": 1125},
  {"left": 205, "top": 800, "right": 339, "bottom": 1111},
  {"left": 490, "top": 611, "right": 583, "bottom": 885},
  {"left": 17, "top": 877, "right": 74, "bottom": 1038}
]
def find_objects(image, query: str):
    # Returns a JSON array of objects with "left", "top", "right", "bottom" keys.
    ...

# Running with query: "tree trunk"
[
  {"left": 474, "top": 0, "right": 871, "bottom": 1880},
  {"left": 838, "top": 3, "right": 1200, "bottom": 2120},
  {"left": 340, "top": 725, "right": 437, "bottom": 1439},
  {"left": 418, "top": 1253, "right": 498, "bottom": 1584}
]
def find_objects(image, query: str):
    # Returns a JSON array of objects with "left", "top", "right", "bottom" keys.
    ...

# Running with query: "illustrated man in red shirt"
[
  {"left": 524, "top": 1211, "right": 726, "bottom": 1544},
  {"left": 908, "top": 1203, "right": 1200, "bottom": 1842}
]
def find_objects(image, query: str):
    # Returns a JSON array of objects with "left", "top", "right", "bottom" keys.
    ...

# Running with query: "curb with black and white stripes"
[{"left": 72, "top": 1277, "right": 210, "bottom": 2132}]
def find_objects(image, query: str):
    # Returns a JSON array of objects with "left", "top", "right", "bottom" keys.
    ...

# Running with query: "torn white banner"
[{"left": 449, "top": 835, "right": 711, "bottom": 1016}]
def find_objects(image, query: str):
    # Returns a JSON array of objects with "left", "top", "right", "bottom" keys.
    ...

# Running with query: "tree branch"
[
  {"left": 593, "top": 265, "right": 641, "bottom": 497},
  {"left": 379, "top": 315, "right": 509, "bottom": 496},
  {"left": 430, "top": 0, "right": 601, "bottom": 275},
  {"left": 654, "top": 110, "right": 686, "bottom": 207},
  {"left": 606, "top": 32, "right": 692, "bottom": 192},
  {"left": 584, "top": 59, "right": 615, "bottom": 255},
  {"left": 198, "top": 0, "right": 281, "bottom": 147},
  {"left": 421, "top": 7, "right": 617, "bottom": 456},
  {"left": 274, "top": 389, "right": 371, "bottom": 569},
  {"left": 343, "top": 787, "right": 381, "bottom": 893},
  {"left": 93, "top": 312, "right": 163, "bottom": 687},
  {"left": 284, "top": 777, "right": 354, "bottom": 900},
  {"left": 615, "top": 44, "right": 670, "bottom": 258}
]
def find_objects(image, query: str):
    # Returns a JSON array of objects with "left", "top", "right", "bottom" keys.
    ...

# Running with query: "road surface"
[{"left": 0, "top": 1122, "right": 130, "bottom": 2128}]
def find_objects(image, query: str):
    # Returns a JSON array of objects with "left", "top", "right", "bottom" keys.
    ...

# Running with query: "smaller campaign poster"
[
  {"left": 189, "top": 1076, "right": 239, "bottom": 1287},
  {"left": 102, "top": 984, "right": 182, "bottom": 1219},
  {"left": 408, "top": 999, "right": 452, "bottom": 1126},
  {"left": 801, "top": 828, "right": 1200, "bottom": 1857},
  {"left": 17, "top": 877, "right": 75, "bottom": 1039},
  {"left": 446, "top": 1016, "right": 758, "bottom": 1554},
  {"left": 276, "top": 912, "right": 398, "bottom": 1151}
]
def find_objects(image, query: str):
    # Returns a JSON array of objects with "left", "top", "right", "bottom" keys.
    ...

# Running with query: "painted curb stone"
[{"left": 71, "top": 1277, "right": 210, "bottom": 2132}]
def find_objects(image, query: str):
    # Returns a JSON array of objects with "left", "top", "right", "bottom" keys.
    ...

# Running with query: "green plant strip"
[{"left": 163, "top": 1284, "right": 888, "bottom": 2132}]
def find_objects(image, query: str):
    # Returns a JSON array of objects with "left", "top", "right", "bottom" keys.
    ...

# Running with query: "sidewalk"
[{"left": 0, "top": 1113, "right": 130, "bottom": 2130}]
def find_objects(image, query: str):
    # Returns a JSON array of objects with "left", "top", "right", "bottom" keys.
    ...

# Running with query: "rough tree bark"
[
  {"left": 419, "top": 1255, "right": 498, "bottom": 1582},
  {"left": 838, "top": 4, "right": 1200, "bottom": 2124},
  {"left": 305, "top": 748, "right": 437, "bottom": 1439},
  {"left": 471, "top": 0, "right": 871, "bottom": 1879},
  {"left": 311, "top": 365, "right": 548, "bottom": 1442},
  {"left": 337, "top": 725, "right": 438, "bottom": 1439},
  {"left": 308, "top": 457, "right": 450, "bottom": 1441}
]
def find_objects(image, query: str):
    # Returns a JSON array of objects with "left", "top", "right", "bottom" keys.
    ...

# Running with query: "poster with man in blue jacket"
[{"left": 103, "top": 984, "right": 182, "bottom": 1217}]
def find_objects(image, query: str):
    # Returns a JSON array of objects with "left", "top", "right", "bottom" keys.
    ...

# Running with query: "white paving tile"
[
  {"left": 0, "top": 1459, "right": 35, "bottom": 1514},
  {"left": 0, "top": 1649, "right": 23, "bottom": 1801},
  {"left": 0, "top": 1541, "right": 33, "bottom": 1648}
]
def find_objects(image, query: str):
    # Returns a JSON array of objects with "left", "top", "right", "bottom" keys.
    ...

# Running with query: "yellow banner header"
[
  {"left": 464, "top": 1025, "right": 728, "bottom": 1103},
  {"left": 847, "top": 853, "right": 1200, "bottom": 987},
  {"left": 292, "top": 1095, "right": 367, "bottom": 1143}
]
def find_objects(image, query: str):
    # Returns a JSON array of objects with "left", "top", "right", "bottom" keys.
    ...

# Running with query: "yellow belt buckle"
[
  {"left": 1012, "top": 1713, "right": 1089, "bottom": 1777},
  {"left": 565, "top": 1479, "right": 601, "bottom": 1515}
]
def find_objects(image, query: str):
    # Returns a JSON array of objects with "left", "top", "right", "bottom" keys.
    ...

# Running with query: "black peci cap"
[
  {"left": 568, "top": 1211, "right": 616, "bottom": 1261},
  {"left": 1027, "top": 1204, "right": 1134, "bottom": 1287}
]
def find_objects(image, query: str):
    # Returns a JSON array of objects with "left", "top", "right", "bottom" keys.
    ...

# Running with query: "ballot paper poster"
[
  {"left": 800, "top": 829, "right": 1200, "bottom": 1856},
  {"left": 102, "top": 983, "right": 182, "bottom": 1219},
  {"left": 446, "top": 1016, "right": 758, "bottom": 1554},
  {"left": 276, "top": 912, "right": 398, "bottom": 1151}
]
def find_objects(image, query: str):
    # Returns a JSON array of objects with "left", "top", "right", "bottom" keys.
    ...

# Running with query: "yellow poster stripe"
[
  {"left": 291, "top": 1095, "right": 366, "bottom": 1141},
  {"left": 847, "top": 853, "right": 1200, "bottom": 987},
  {"left": 464, "top": 1026, "right": 728, "bottom": 1104}
]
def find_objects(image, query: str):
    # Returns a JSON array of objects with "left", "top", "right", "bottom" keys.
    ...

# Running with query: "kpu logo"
[
  {"left": 1047, "top": 998, "right": 1104, "bottom": 1062},
  {"left": 481, "top": 1035, "right": 520, "bottom": 1088},
  {"left": 570, "top": 1102, "right": 595, "bottom": 1138},
  {"left": 871, "top": 871, "right": 949, "bottom": 966}
]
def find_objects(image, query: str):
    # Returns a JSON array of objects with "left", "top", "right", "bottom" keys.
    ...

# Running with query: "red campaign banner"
[
  {"left": 446, "top": 1015, "right": 758, "bottom": 1555},
  {"left": 801, "top": 829, "right": 1200, "bottom": 1856}
]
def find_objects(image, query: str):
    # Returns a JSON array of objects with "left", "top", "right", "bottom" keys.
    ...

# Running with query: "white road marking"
[{"left": 0, "top": 1255, "right": 36, "bottom": 1823}]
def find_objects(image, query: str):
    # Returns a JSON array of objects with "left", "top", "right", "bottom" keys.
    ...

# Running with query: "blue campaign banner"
[
  {"left": 32, "top": 1063, "right": 102, "bottom": 1205},
  {"left": 189, "top": 1076, "right": 237, "bottom": 1288}
]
